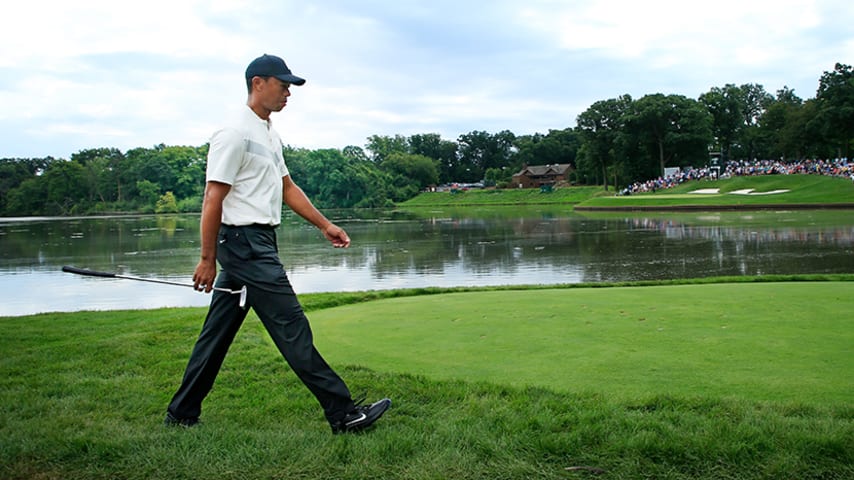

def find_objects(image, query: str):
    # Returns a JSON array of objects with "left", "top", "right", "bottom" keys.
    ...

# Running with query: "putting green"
[{"left": 312, "top": 282, "right": 853, "bottom": 405}]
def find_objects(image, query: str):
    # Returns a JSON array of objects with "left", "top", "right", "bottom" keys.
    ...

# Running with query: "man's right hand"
[{"left": 193, "top": 259, "right": 218, "bottom": 293}]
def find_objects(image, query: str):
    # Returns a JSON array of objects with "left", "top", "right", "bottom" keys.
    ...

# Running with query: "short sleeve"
[{"left": 206, "top": 128, "right": 246, "bottom": 185}]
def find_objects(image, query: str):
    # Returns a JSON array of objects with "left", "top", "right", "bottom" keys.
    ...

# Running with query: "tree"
[
  {"left": 699, "top": 84, "right": 742, "bottom": 161},
  {"left": 70, "top": 148, "right": 123, "bottom": 205},
  {"left": 349, "top": 161, "right": 396, "bottom": 208},
  {"left": 1, "top": 159, "right": 40, "bottom": 213},
  {"left": 123, "top": 145, "right": 201, "bottom": 204},
  {"left": 136, "top": 179, "right": 161, "bottom": 207},
  {"left": 798, "top": 99, "right": 834, "bottom": 158},
  {"left": 382, "top": 153, "right": 439, "bottom": 192},
  {"left": 700, "top": 83, "right": 772, "bottom": 161},
  {"left": 290, "top": 148, "right": 344, "bottom": 207},
  {"left": 483, "top": 167, "right": 511, "bottom": 187},
  {"left": 287, "top": 148, "right": 395, "bottom": 208},
  {"left": 40, "top": 162, "right": 79, "bottom": 214},
  {"left": 624, "top": 94, "right": 712, "bottom": 177},
  {"left": 457, "top": 130, "right": 516, "bottom": 182},
  {"left": 736, "top": 83, "right": 774, "bottom": 160},
  {"left": 4, "top": 177, "right": 46, "bottom": 215},
  {"left": 40, "top": 160, "right": 89, "bottom": 215},
  {"left": 813, "top": 62, "right": 854, "bottom": 160},
  {"left": 514, "top": 128, "right": 580, "bottom": 169},
  {"left": 342, "top": 145, "right": 369, "bottom": 163},
  {"left": 408, "top": 133, "right": 459, "bottom": 184},
  {"left": 760, "top": 87, "right": 805, "bottom": 161},
  {"left": 365, "top": 134, "right": 409, "bottom": 163},
  {"left": 576, "top": 95, "right": 632, "bottom": 190},
  {"left": 157, "top": 145, "right": 206, "bottom": 200},
  {"left": 123, "top": 148, "right": 166, "bottom": 203}
]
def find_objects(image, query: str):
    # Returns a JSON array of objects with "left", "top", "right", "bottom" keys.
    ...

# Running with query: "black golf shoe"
[
  {"left": 331, "top": 397, "right": 391, "bottom": 434},
  {"left": 164, "top": 412, "right": 200, "bottom": 427}
]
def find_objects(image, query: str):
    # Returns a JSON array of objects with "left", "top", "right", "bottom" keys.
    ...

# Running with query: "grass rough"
[{"left": 1, "top": 277, "right": 852, "bottom": 479}]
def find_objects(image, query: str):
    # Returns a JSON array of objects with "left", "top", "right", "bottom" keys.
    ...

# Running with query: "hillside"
[
  {"left": 575, "top": 175, "right": 854, "bottom": 210},
  {"left": 399, "top": 175, "right": 854, "bottom": 210},
  {"left": 398, "top": 185, "right": 601, "bottom": 206}
]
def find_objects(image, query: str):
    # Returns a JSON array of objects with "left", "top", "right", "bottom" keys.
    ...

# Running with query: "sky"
[{"left": 1, "top": 0, "right": 851, "bottom": 160}]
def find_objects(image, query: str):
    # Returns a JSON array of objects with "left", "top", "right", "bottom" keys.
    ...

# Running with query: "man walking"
[{"left": 165, "top": 54, "right": 390, "bottom": 434}]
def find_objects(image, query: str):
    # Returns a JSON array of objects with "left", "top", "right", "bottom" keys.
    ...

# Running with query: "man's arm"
[
  {"left": 282, "top": 175, "right": 350, "bottom": 248},
  {"left": 193, "top": 181, "right": 231, "bottom": 292}
]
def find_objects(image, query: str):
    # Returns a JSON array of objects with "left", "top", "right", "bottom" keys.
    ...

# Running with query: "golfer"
[{"left": 165, "top": 54, "right": 390, "bottom": 434}]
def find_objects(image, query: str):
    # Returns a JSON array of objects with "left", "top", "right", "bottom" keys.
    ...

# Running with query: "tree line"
[{"left": 1, "top": 63, "right": 851, "bottom": 216}]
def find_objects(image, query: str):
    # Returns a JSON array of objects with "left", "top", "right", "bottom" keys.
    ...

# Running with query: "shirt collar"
[{"left": 243, "top": 104, "right": 272, "bottom": 129}]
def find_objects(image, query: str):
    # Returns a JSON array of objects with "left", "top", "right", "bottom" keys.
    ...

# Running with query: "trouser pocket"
[
  {"left": 217, "top": 225, "right": 288, "bottom": 293},
  {"left": 217, "top": 227, "right": 252, "bottom": 264}
]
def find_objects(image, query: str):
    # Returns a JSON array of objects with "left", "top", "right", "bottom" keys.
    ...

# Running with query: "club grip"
[{"left": 61, "top": 266, "right": 117, "bottom": 278}]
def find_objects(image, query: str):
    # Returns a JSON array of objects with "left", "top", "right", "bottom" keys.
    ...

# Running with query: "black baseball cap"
[{"left": 245, "top": 54, "right": 306, "bottom": 86}]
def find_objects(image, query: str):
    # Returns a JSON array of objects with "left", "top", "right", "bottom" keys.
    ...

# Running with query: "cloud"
[
  {"left": 0, "top": 0, "right": 252, "bottom": 64},
  {"left": 0, "top": 0, "right": 851, "bottom": 159},
  {"left": 513, "top": 0, "right": 836, "bottom": 98},
  {"left": 517, "top": 0, "right": 822, "bottom": 63}
]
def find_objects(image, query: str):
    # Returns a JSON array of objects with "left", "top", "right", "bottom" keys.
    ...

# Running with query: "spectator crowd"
[{"left": 620, "top": 158, "right": 853, "bottom": 195}]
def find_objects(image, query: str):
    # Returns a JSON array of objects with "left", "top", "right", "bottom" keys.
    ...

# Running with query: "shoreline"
[{"left": 574, "top": 202, "right": 854, "bottom": 212}]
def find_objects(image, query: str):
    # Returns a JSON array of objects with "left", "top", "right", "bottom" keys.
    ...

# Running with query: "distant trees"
[
  {"left": 409, "top": 133, "right": 459, "bottom": 182},
  {"left": 1, "top": 145, "right": 208, "bottom": 216},
  {"left": 508, "top": 128, "right": 580, "bottom": 187},
  {"left": 1, "top": 62, "right": 851, "bottom": 216},
  {"left": 572, "top": 64, "right": 852, "bottom": 190},
  {"left": 575, "top": 94, "right": 711, "bottom": 190},
  {"left": 625, "top": 94, "right": 712, "bottom": 178},
  {"left": 760, "top": 87, "right": 811, "bottom": 162},
  {"left": 576, "top": 95, "right": 632, "bottom": 190},
  {"left": 699, "top": 83, "right": 773, "bottom": 163},
  {"left": 814, "top": 63, "right": 854, "bottom": 161}
]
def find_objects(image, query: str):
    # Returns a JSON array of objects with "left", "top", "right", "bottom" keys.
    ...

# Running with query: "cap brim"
[{"left": 275, "top": 74, "right": 306, "bottom": 86}]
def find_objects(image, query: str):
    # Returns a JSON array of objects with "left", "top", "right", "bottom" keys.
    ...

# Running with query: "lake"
[{"left": 1, "top": 206, "right": 852, "bottom": 317}]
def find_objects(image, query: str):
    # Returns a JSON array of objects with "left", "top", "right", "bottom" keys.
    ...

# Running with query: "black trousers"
[{"left": 167, "top": 224, "right": 355, "bottom": 423}]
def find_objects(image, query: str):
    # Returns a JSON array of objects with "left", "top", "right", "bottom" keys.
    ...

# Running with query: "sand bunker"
[
  {"left": 689, "top": 188, "right": 790, "bottom": 196},
  {"left": 689, "top": 188, "right": 720, "bottom": 194},
  {"left": 729, "top": 189, "right": 791, "bottom": 195}
]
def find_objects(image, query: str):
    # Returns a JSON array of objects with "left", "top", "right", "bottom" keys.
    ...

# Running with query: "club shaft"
[
  {"left": 116, "top": 274, "right": 239, "bottom": 294},
  {"left": 62, "top": 266, "right": 242, "bottom": 294}
]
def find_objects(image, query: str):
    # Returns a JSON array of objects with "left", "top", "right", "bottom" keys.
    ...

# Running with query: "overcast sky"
[{"left": 1, "top": 0, "right": 851, "bottom": 159}]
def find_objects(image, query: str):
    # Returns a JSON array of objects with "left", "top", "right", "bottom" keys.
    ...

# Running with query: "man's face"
[{"left": 258, "top": 77, "right": 292, "bottom": 113}]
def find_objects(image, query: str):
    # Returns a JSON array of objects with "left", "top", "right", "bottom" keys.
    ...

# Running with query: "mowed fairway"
[{"left": 313, "top": 282, "right": 853, "bottom": 405}]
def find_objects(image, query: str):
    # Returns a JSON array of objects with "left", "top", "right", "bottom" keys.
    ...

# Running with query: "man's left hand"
[{"left": 322, "top": 223, "right": 351, "bottom": 248}]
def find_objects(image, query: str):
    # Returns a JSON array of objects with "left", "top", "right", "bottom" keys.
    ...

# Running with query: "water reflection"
[
  {"left": 1, "top": 208, "right": 852, "bottom": 316},
  {"left": 625, "top": 215, "right": 854, "bottom": 245}
]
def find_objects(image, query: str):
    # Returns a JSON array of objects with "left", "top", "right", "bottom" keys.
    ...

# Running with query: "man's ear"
[{"left": 250, "top": 76, "right": 266, "bottom": 92}]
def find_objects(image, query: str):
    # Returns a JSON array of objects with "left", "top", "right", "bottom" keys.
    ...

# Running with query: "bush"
[
  {"left": 178, "top": 195, "right": 202, "bottom": 213},
  {"left": 155, "top": 192, "right": 178, "bottom": 214}
]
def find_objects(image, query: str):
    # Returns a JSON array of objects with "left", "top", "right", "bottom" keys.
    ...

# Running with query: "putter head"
[{"left": 238, "top": 285, "right": 248, "bottom": 309}]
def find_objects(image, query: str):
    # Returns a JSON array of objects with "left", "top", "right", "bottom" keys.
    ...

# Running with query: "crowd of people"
[{"left": 619, "top": 158, "right": 853, "bottom": 195}]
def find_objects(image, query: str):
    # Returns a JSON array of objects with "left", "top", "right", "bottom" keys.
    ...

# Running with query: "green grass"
[
  {"left": 2, "top": 279, "right": 852, "bottom": 479},
  {"left": 576, "top": 175, "right": 854, "bottom": 210},
  {"left": 400, "top": 175, "right": 854, "bottom": 209},
  {"left": 312, "top": 283, "right": 853, "bottom": 404},
  {"left": 399, "top": 185, "right": 602, "bottom": 206}
]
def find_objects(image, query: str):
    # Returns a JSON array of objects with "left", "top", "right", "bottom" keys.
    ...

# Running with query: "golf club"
[{"left": 61, "top": 265, "right": 247, "bottom": 308}]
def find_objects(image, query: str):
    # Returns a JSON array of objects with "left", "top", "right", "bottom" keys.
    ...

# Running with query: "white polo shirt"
[{"left": 206, "top": 105, "right": 290, "bottom": 226}]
